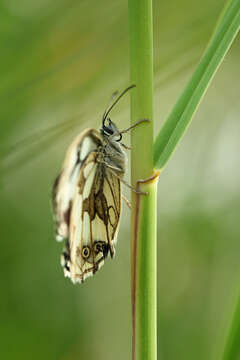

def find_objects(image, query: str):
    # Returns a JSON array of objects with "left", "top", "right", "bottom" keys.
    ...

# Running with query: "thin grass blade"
[{"left": 154, "top": 0, "right": 240, "bottom": 169}]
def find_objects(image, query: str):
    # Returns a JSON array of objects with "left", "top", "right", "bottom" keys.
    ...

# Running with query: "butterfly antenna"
[
  {"left": 102, "top": 90, "right": 119, "bottom": 119},
  {"left": 102, "top": 84, "right": 136, "bottom": 124}
]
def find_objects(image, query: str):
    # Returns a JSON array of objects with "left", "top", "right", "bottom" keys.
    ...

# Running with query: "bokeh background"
[{"left": 1, "top": 0, "right": 240, "bottom": 359}]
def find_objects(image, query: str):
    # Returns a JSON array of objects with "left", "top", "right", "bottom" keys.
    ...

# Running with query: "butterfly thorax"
[{"left": 98, "top": 134, "right": 127, "bottom": 177}]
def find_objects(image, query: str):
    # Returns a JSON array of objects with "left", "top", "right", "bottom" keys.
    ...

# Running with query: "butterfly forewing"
[
  {"left": 52, "top": 129, "right": 102, "bottom": 242},
  {"left": 68, "top": 155, "right": 121, "bottom": 283},
  {"left": 53, "top": 129, "right": 122, "bottom": 283}
]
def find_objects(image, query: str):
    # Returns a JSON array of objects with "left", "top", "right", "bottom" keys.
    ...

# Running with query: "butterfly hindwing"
[
  {"left": 53, "top": 129, "right": 122, "bottom": 283},
  {"left": 65, "top": 153, "right": 121, "bottom": 283}
]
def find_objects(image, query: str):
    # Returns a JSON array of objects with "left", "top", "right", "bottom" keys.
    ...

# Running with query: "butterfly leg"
[
  {"left": 97, "top": 159, "right": 147, "bottom": 195},
  {"left": 119, "top": 118, "right": 150, "bottom": 150},
  {"left": 122, "top": 194, "right": 131, "bottom": 209},
  {"left": 118, "top": 176, "right": 147, "bottom": 195},
  {"left": 120, "top": 143, "right": 131, "bottom": 150}
]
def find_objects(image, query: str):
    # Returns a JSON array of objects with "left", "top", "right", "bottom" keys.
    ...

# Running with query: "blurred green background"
[{"left": 1, "top": 0, "right": 240, "bottom": 359}]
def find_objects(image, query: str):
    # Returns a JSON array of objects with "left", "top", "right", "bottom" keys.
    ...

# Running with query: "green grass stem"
[
  {"left": 128, "top": 0, "right": 240, "bottom": 359},
  {"left": 128, "top": 0, "right": 157, "bottom": 360}
]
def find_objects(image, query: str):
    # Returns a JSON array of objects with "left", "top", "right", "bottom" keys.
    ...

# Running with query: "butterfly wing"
[
  {"left": 53, "top": 128, "right": 122, "bottom": 283},
  {"left": 52, "top": 128, "right": 102, "bottom": 242},
  {"left": 63, "top": 153, "right": 121, "bottom": 283}
]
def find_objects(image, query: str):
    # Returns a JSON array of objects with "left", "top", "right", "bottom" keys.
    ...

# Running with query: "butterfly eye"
[
  {"left": 103, "top": 125, "right": 114, "bottom": 135},
  {"left": 82, "top": 246, "right": 91, "bottom": 259}
]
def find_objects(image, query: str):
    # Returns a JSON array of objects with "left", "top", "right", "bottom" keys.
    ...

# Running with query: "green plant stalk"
[
  {"left": 128, "top": 0, "right": 157, "bottom": 360},
  {"left": 154, "top": 0, "right": 240, "bottom": 170},
  {"left": 131, "top": 177, "right": 158, "bottom": 360}
]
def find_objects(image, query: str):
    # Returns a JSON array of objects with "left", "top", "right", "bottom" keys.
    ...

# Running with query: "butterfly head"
[
  {"left": 101, "top": 118, "right": 122, "bottom": 142},
  {"left": 100, "top": 85, "right": 136, "bottom": 143}
]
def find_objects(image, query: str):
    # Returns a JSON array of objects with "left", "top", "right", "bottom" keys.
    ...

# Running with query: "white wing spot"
[
  {"left": 92, "top": 215, "right": 107, "bottom": 243},
  {"left": 109, "top": 206, "right": 116, "bottom": 226},
  {"left": 70, "top": 193, "right": 82, "bottom": 247},
  {"left": 80, "top": 137, "right": 94, "bottom": 161},
  {"left": 83, "top": 162, "right": 94, "bottom": 179},
  {"left": 83, "top": 212, "right": 90, "bottom": 244},
  {"left": 83, "top": 166, "right": 96, "bottom": 199}
]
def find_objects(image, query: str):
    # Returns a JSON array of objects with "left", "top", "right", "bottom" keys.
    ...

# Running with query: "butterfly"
[{"left": 52, "top": 85, "right": 147, "bottom": 283}]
